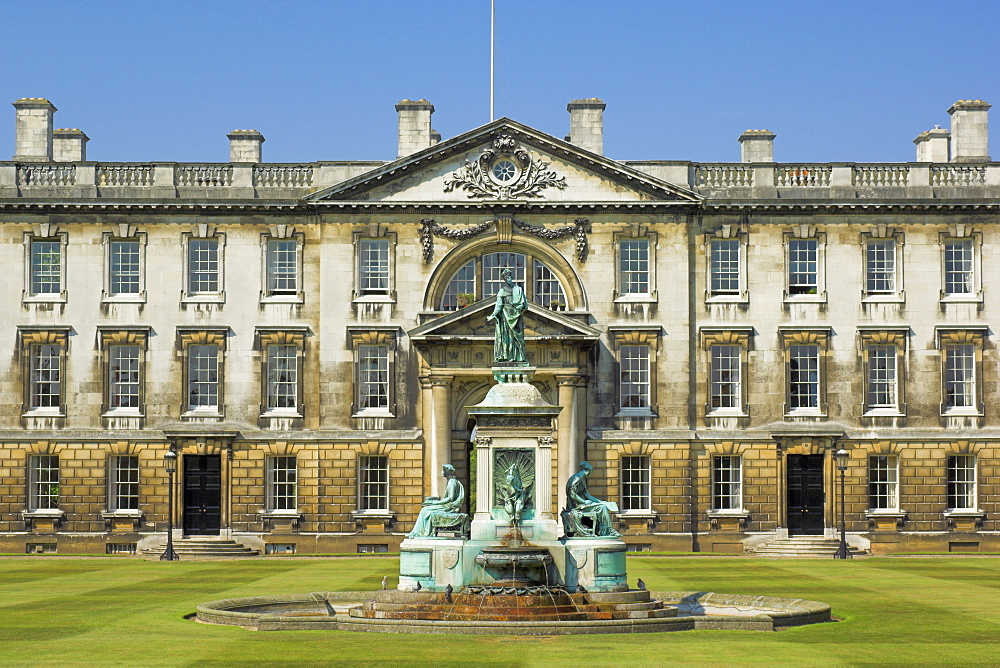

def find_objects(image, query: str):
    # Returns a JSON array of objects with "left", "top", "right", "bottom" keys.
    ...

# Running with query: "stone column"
[
  {"left": 474, "top": 436, "right": 492, "bottom": 521},
  {"left": 430, "top": 375, "right": 453, "bottom": 497},
  {"left": 419, "top": 376, "right": 434, "bottom": 492},
  {"left": 556, "top": 375, "right": 578, "bottom": 493},
  {"left": 574, "top": 377, "right": 589, "bottom": 465},
  {"left": 536, "top": 436, "right": 555, "bottom": 519},
  {"left": 12, "top": 98, "right": 56, "bottom": 162}
]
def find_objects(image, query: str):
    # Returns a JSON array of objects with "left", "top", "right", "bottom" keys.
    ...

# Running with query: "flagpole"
[{"left": 490, "top": 0, "right": 495, "bottom": 121}]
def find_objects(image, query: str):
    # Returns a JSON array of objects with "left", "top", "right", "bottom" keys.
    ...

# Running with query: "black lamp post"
[
  {"left": 160, "top": 450, "right": 179, "bottom": 561},
  {"left": 833, "top": 447, "right": 850, "bottom": 560}
]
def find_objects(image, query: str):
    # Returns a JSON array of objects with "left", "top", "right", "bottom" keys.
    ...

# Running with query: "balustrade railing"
[
  {"left": 17, "top": 164, "right": 76, "bottom": 186},
  {"left": 931, "top": 165, "right": 987, "bottom": 186},
  {"left": 853, "top": 165, "right": 909, "bottom": 187},
  {"left": 694, "top": 164, "right": 753, "bottom": 188},
  {"left": 254, "top": 165, "right": 314, "bottom": 188},
  {"left": 177, "top": 164, "right": 233, "bottom": 187},
  {"left": 775, "top": 165, "right": 832, "bottom": 187},
  {"left": 97, "top": 164, "right": 153, "bottom": 187}
]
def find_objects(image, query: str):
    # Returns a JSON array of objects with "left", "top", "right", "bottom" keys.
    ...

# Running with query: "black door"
[
  {"left": 786, "top": 454, "right": 824, "bottom": 536},
  {"left": 183, "top": 455, "right": 221, "bottom": 535}
]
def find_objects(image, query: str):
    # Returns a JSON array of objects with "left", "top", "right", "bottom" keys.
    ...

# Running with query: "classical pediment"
[
  {"left": 306, "top": 119, "right": 700, "bottom": 205},
  {"left": 408, "top": 298, "right": 601, "bottom": 344}
]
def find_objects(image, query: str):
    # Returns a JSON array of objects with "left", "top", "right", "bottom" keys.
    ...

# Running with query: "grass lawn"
[{"left": 1, "top": 556, "right": 998, "bottom": 666}]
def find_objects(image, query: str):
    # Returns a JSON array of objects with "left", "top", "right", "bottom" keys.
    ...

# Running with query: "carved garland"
[
  {"left": 443, "top": 133, "right": 567, "bottom": 200},
  {"left": 419, "top": 217, "right": 591, "bottom": 264}
]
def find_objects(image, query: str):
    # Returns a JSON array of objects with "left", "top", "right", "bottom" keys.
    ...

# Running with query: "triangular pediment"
[
  {"left": 408, "top": 298, "right": 601, "bottom": 344},
  {"left": 306, "top": 119, "right": 700, "bottom": 205}
]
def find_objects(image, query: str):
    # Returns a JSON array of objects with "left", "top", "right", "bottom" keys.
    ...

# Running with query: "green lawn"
[{"left": 1, "top": 556, "right": 998, "bottom": 666}]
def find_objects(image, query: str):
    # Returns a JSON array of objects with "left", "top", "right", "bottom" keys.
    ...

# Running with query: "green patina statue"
[
  {"left": 486, "top": 268, "right": 528, "bottom": 366},
  {"left": 407, "top": 464, "right": 469, "bottom": 538},
  {"left": 562, "top": 461, "right": 621, "bottom": 538}
]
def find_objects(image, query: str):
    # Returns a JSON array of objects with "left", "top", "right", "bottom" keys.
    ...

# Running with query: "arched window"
[{"left": 440, "top": 251, "right": 568, "bottom": 311}]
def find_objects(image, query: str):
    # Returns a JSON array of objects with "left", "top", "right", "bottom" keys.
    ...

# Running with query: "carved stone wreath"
[{"left": 443, "top": 133, "right": 567, "bottom": 200}]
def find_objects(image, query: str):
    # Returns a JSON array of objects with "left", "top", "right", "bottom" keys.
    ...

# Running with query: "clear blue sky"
[{"left": 2, "top": 0, "right": 998, "bottom": 164}]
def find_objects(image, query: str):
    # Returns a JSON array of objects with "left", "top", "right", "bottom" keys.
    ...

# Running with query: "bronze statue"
[
  {"left": 562, "top": 461, "right": 620, "bottom": 538},
  {"left": 486, "top": 268, "right": 528, "bottom": 365},
  {"left": 407, "top": 464, "right": 469, "bottom": 538}
]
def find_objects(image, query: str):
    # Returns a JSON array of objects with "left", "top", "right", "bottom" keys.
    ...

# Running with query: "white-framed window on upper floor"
[
  {"left": 102, "top": 226, "right": 146, "bottom": 302},
  {"left": 940, "top": 226, "right": 982, "bottom": 303},
  {"left": 178, "top": 328, "right": 227, "bottom": 418},
  {"left": 937, "top": 328, "right": 986, "bottom": 417},
  {"left": 783, "top": 225, "right": 826, "bottom": 302},
  {"left": 257, "top": 328, "right": 308, "bottom": 417},
  {"left": 261, "top": 227, "right": 304, "bottom": 302},
  {"left": 701, "top": 328, "right": 752, "bottom": 418},
  {"left": 861, "top": 225, "right": 903, "bottom": 302},
  {"left": 613, "top": 226, "right": 657, "bottom": 303},
  {"left": 781, "top": 329, "right": 829, "bottom": 417},
  {"left": 18, "top": 327, "right": 70, "bottom": 417},
  {"left": 266, "top": 455, "right": 298, "bottom": 511},
  {"left": 868, "top": 455, "right": 898, "bottom": 512},
  {"left": 182, "top": 226, "right": 225, "bottom": 303},
  {"left": 28, "top": 454, "right": 60, "bottom": 511},
  {"left": 23, "top": 225, "right": 68, "bottom": 303},
  {"left": 348, "top": 328, "right": 400, "bottom": 419},
  {"left": 711, "top": 455, "right": 742, "bottom": 511},
  {"left": 609, "top": 326, "right": 661, "bottom": 423},
  {"left": 354, "top": 227, "right": 396, "bottom": 302},
  {"left": 859, "top": 329, "right": 908, "bottom": 417},
  {"left": 946, "top": 454, "right": 976, "bottom": 511},
  {"left": 108, "top": 455, "right": 140, "bottom": 511},
  {"left": 439, "top": 250, "right": 568, "bottom": 311},
  {"left": 619, "top": 455, "right": 651, "bottom": 513},
  {"left": 99, "top": 328, "right": 149, "bottom": 417},
  {"left": 358, "top": 455, "right": 390, "bottom": 512},
  {"left": 706, "top": 225, "right": 748, "bottom": 303}
]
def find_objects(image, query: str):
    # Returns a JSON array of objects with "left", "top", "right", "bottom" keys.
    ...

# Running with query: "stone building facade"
[{"left": 0, "top": 96, "right": 997, "bottom": 555}]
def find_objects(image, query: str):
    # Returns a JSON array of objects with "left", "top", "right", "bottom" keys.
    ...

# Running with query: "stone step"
[{"left": 141, "top": 539, "right": 259, "bottom": 557}]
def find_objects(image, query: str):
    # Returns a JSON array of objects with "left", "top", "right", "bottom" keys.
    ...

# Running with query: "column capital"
[{"left": 428, "top": 374, "right": 454, "bottom": 387}]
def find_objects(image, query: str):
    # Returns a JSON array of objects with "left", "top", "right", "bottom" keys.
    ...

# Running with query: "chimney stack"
[
  {"left": 739, "top": 130, "right": 776, "bottom": 162},
  {"left": 396, "top": 99, "right": 434, "bottom": 158},
  {"left": 53, "top": 129, "right": 89, "bottom": 162},
  {"left": 567, "top": 98, "right": 605, "bottom": 155},
  {"left": 913, "top": 126, "right": 950, "bottom": 162},
  {"left": 228, "top": 129, "right": 265, "bottom": 163},
  {"left": 948, "top": 100, "right": 990, "bottom": 163},
  {"left": 12, "top": 98, "right": 56, "bottom": 162}
]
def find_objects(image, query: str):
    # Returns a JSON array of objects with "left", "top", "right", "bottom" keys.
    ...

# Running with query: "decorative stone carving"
[
  {"left": 419, "top": 217, "right": 591, "bottom": 263},
  {"left": 494, "top": 449, "right": 534, "bottom": 525},
  {"left": 443, "top": 133, "right": 567, "bottom": 200}
]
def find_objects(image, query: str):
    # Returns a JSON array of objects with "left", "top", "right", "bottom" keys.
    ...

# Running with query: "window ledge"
[
  {"left": 613, "top": 292, "right": 658, "bottom": 304},
  {"left": 863, "top": 409, "right": 905, "bottom": 418},
  {"left": 615, "top": 409, "right": 657, "bottom": 418},
  {"left": 705, "top": 293, "right": 748, "bottom": 304},
  {"left": 352, "top": 294, "right": 395, "bottom": 304},
  {"left": 181, "top": 293, "right": 226, "bottom": 305},
  {"left": 865, "top": 509, "right": 905, "bottom": 517},
  {"left": 617, "top": 511, "right": 655, "bottom": 518},
  {"left": 261, "top": 410, "right": 303, "bottom": 419},
  {"left": 260, "top": 510, "right": 302, "bottom": 518},
  {"left": 22, "top": 408, "right": 64, "bottom": 418},
  {"left": 940, "top": 294, "right": 982, "bottom": 304},
  {"left": 22, "top": 509, "right": 64, "bottom": 518},
  {"left": 784, "top": 409, "right": 826, "bottom": 418},
  {"left": 707, "top": 409, "right": 748, "bottom": 418},
  {"left": 181, "top": 410, "right": 224, "bottom": 420},
  {"left": 101, "top": 510, "right": 143, "bottom": 518},
  {"left": 351, "top": 511, "right": 394, "bottom": 519},
  {"left": 941, "top": 408, "right": 983, "bottom": 418},
  {"left": 353, "top": 409, "right": 395, "bottom": 419},
  {"left": 783, "top": 293, "right": 827, "bottom": 303},
  {"left": 103, "top": 409, "right": 144, "bottom": 418},
  {"left": 943, "top": 509, "right": 985, "bottom": 518},
  {"left": 861, "top": 294, "right": 905, "bottom": 304},
  {"left": 23, "top": 293, "right": 67, "bottom": 304},
  {"left": 101, "top": 293, "right": 146, "bottom": 304},
  {"left": 707, "top": 509, "right": 749, "bottom": 518},
  {"left": 260, "top": 294, "right": 304, "bottom": 304}
]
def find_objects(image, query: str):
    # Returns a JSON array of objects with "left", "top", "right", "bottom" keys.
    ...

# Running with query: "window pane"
[
  {"left": 188, "top": 239, "right": 220, "bottom": 294},
  {"left": 789, "top": 345, "right": 819, "bottom": 409},
  {"left": 110, "top": 240, "right": 141, "bottom": 295},
  {"left": 710, "top": 345, "right": 741, "bottom": 410},
  {"left": 944, "top": 240, "right": 973, "bottom": 295},
  {"left": 30, "top": 344, "right": 61, "bottom": 409},
  {"left": 441, "top": 259, "right": 476, "bottom": 311},
  {"left": 866, "top": 240, "right": 896, "bottom": 293},
  {"left": 359, "top": 239, "right": 390, "bottom": 295},
  {"left": 266, "top": 344, "right": 298, "bottom": 410},
  {"left": 787, "top": 239, "right": 817, "bottom": 294},
  {"left": 482, "top": 252, "right": 526, "bottom": 298},
  {"left": 620, "top": 456, "right": 650, "bottom": 511},
  {"left": 31, "top": 240, "right": 61, "bottom": 295},
  {"left": 109, "top": 345, "right": 141, "bottom": 409},
  {"left": 188, "top": 345, "right": 219, "bottom": 410},
  {"left": 112, "top": 455, "right": 140, "bottom": 511},
  {"left": 867, "top": 345, "right": 897, "bottom": 409},
  {"left": 359, "top": 345, "right": 389, "bottom": 410},
  {"left": 712, "top": 455, "right": 742, "bottom": 510},
  {"left": 30, "top": 455, "right": 59, "bottom": 510},
  {"left": 619, "top": 239, "right": 649, "bottom": 295},
  {"left": 267, "top": 239, "right": 298, "bottom": 295},
  {"left": 710, "top": 239, "right": 740, "bottom": 294},
  {"left": 619, "top": 345, "right": 650, "bottom": 409},
  {"left": 532, "top": 259, "right": 567, "bottom": 310},
  {"left": 947, "top": 455, "right": 976, "bottom": 510},
  {"left": 868, "top": 455, "right": 897, "bottom": 510},
  {"left": 945, "top": 344, "right": 975, "bottom": 409},
  {"left": 268, "top": 456, "right": 297, "bottom": 511},
  {"left": 359, "top": 455, "right": 389, "bottom": 511}
]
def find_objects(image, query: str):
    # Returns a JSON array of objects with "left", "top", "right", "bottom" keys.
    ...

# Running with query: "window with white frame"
[
  {"left": 187, "top": 344, "right": 220, "bottom": 411},
  {"left": 788, "top": 344, "right": 820, "bottom": 410},
  {"left": 787, "top": 238, "right": 818, "bottom": 295},
  {"left": 712, "top": 455, "right": 742, "bottom": 511},
  {"left": 865, "top": 239, "right": 896, "bottom": 295},
  {"left": 188, "top": 238, "right": 220, "bottom": 295},
  {"left": 266, "top": 344, "right": 298, "bottom": 411},
  {"left": 265, "top": 238, "right": 298, "bottom": 296},
  {"left": 358, "top": 345, "right": 389, "bottom": 411},
  {"left": 29, "top": 455, "right": 59, "bottom": 510},
  {"left": 618, "top": 238, "right": 650, "bottom": 296},
  {"left": 709, "top": 239, "right": 740, "bottom": 295},
  {"left": 266, "top": 456, "right": 297, "bottom": 511},
  {"left": 109, "top": 240, "right": 141, "bottom": 296},
  {"left": 29, "top": 343, "right": 62, "bottom": 411},
  {"left": 866, "top": 345, "right": 898, "bottom": 411},
  {"left": 620, "top": 456, "right": 650, "bottom": 512},
  {"left": 358, "top": 455, "right": 389, "bottom": 512},
  {"left": 943, "top": 240, "right": 974, "bottom": 296},
  {"left": 710, "top": 345, "right": 742, "bottom": 412},
  {"left": 29, "top": 239, "right": 62, "bottom": 296},
  {"left": 868, "top": 455, "right": 898, "bottom": 511},
  {"left": 109, "top": 455, "right": 140, "bottom": 511},
  {"left": 109, "top": 345, "right": 141, "bottom": 410},
  {"left": 944, "top": 344, "right": 976, "bottom": 411},
  {"left": 358, "top": 239, "right": 390, "bottom": 296},
  {"left": 946, "top": 455, "right": 976, "bottom": 510},
  {"left": 439, "top": 250, "right": 567, "bottom": 311},
  {"left": 619, "top": 345, "right": 651, "bottom": 411}
]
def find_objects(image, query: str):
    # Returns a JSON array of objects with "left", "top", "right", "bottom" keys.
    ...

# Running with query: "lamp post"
[
  {"left": 160, "top": 450, "right": 179, "bottom": 561},
  {"left": 833, "top": 447, "right": 850, "bottom": 560}
]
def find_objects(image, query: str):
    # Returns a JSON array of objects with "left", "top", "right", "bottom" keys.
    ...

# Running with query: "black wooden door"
[
  {"left": 183, "top": 455, "right": 221, "bottom": 535},
  {"left": 786, "top": 454, "right": 824, "bottom": 535}
]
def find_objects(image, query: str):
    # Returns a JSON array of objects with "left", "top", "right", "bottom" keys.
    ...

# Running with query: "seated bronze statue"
[
  {"left": 407, "top": 464, "right": 469, "bottom": 538},
  {"left": 562, "top": 461, "right": 621, "bottom": 538}
]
